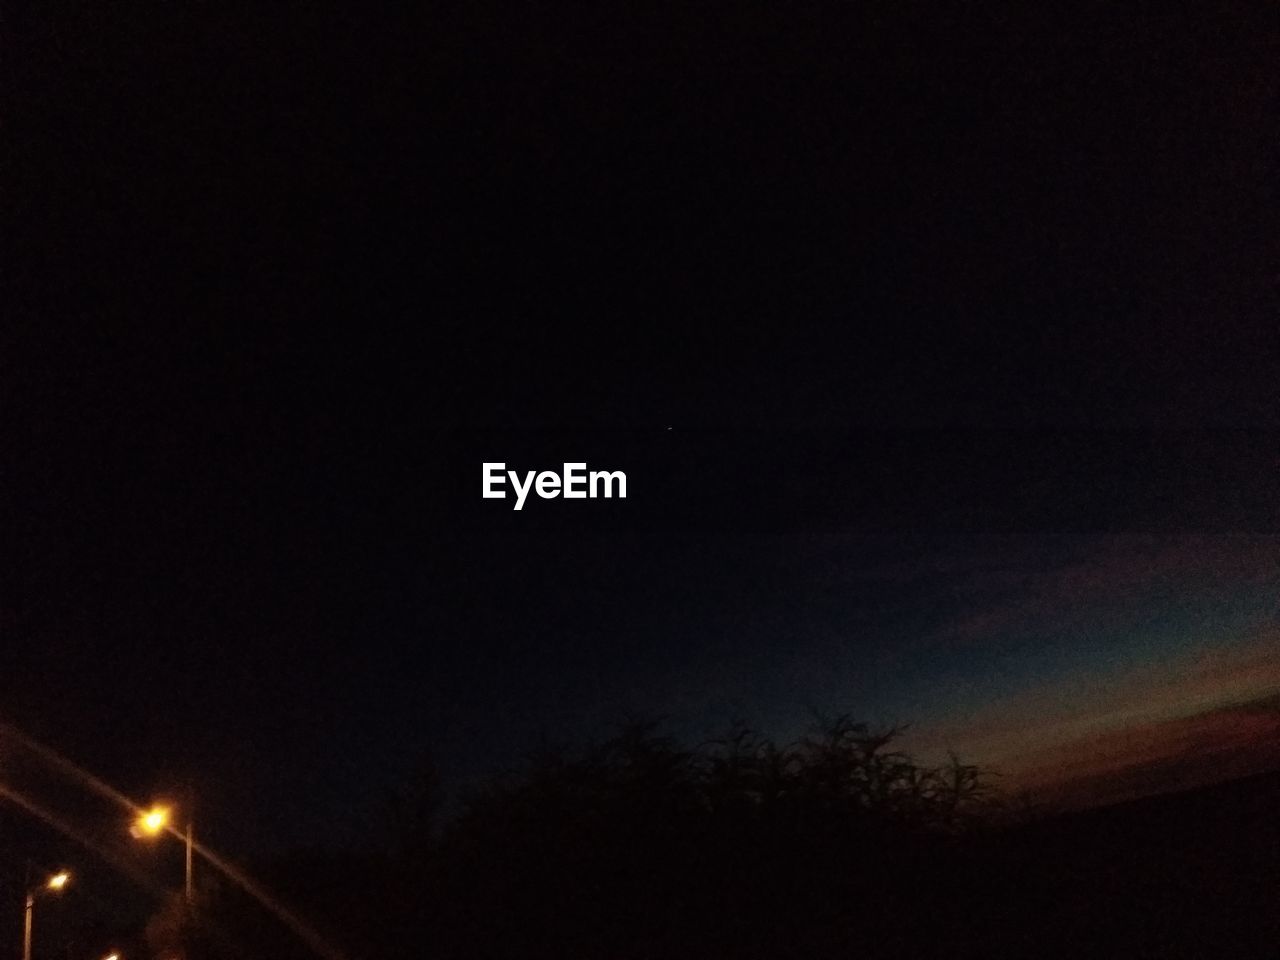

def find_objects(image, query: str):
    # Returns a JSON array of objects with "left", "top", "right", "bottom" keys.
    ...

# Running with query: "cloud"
[
  {"left": 918, "top": 533, "right": 1279, "bottom": 648},
  {"left": 1009, "top": 693, "right": 1280, "bottom": 809},
  {"left": 899, "top": 620, "right": 1280, "bottom": 792}
]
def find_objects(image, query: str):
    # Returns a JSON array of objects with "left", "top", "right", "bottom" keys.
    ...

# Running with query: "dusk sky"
[
  {"left": 6, "top": 419, "right": 1277, "bottom": 858},
  {"left": 5, "top": 0, "right": 1278, "bottom": 881}
]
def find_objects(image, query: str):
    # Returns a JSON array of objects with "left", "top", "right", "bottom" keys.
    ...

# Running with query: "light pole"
[
  {"left": 184, "top": 819, "right": 193, "bottom": 904},
  {"left": 133, "top": 806, "right": 195, "bottom": 904},
  {"left": 22, "top": 869, "right": 71, "bottom": 960}
]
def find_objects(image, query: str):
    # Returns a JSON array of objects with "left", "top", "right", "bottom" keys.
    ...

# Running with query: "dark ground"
[
  {"left": 301, "top": 765, "right": 1280, "bottom": 960},
  {"left": 215, "top": 760, "right": 1280, "bottom": 960},
  {"left": 960, "top": 769, "right": 1280, "bottom": 959}
]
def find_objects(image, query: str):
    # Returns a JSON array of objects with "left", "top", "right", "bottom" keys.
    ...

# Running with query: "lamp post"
[
  {"left": 22, "top": 869, "right": 71, "bottom": 960},
  {"left": 133, "top": 806, "right": 194, "bottom": 904}
]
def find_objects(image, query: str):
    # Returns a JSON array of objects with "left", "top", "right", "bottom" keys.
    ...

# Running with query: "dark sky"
[{"left": 4, "top": 0, "right": 1279, "bottom": 866}]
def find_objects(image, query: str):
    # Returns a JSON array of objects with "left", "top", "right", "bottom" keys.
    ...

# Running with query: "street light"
[
  {"left": 133, "top": 804, "right": 194, "bottom": 903},
  {"left": 22, "top": 868, "right": 71, "bottom": 960},
  {"left": 135, "top": 807, "right": 169, "bottom": 836}
]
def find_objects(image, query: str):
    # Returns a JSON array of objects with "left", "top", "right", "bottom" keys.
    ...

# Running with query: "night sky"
[{"left": 4, "top": 0, "right": 1279, "bottom": 873}]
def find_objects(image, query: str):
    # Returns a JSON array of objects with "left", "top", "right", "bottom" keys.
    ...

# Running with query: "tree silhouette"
[{"left": 410, "top": 714, "right": 1001, "bottom": 959}]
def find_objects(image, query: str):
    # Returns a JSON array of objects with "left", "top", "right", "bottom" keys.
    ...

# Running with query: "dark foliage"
[
  {"left": 81, "top": 720, "right": 1277, "bottom": 960},
  {"left": 261, "top": 724, "right": 1280, "bottom": 960},
  {"left": 398, "top": 716, "right": 999, "bottom": 960}
]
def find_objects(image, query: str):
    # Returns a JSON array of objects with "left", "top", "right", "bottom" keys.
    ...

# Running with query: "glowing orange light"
[{"left": 135, "top": 806, "right": 170, "bottom": 837}]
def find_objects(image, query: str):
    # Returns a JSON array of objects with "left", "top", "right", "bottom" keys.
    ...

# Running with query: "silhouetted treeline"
[
  {"left": 416, "top": 716, "right": 1000, "bottom": 959},
  {"left": 178, "top": 716, "right": 999, "bottom": 959},
  {"left": 152, "top": 718, "right": 1280, "bottom": 960}
]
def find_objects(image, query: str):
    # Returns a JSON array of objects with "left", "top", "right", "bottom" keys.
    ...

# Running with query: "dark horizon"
[{"left": 5, "top": 423, "right": 1277, "bottom": 855}]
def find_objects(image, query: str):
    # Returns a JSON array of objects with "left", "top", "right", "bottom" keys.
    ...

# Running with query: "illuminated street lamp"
[
  {"left": 135, "top": 807, "right": 169, "bottom": 836},
  {"left": 133, "top": 805, "right": 194, "bottom": 903},
  {"left": 22, "top": 868, "right": 71, "bottom": 960}
]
